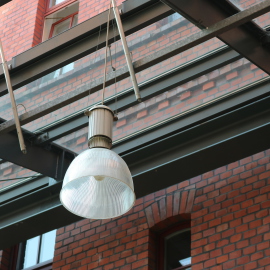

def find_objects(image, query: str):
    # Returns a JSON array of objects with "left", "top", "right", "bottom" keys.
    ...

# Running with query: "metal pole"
[
  {"left": 0, "top": 39, "right": 27, "bottom": 154},
  {"left": 111, "top": 0, "right": 141, "bottom": 102},
  {"left": 102, "top": 4, "right": 112, "bottom": 105}
]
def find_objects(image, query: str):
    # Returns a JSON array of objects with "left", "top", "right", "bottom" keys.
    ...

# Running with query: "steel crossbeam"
[{"left": 1, "top": 0, "right": 270, "bottom": 134}]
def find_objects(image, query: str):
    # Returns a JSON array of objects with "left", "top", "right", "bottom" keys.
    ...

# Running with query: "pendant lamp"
[{"left": 60, "top": 105, "right": 135, "bottom": 219}]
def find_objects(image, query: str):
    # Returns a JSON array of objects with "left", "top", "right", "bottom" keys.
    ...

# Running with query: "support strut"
[
  {"left": 0, "top": 39, "right": 27, "bottom": 154},
  {"left": 111, "top": 0, "right": 142, "bottom": 102}
]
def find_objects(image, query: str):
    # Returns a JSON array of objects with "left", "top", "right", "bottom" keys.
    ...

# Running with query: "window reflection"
[
  {"left": 23, "top": 236, "right": 40, "bottom": 268},
  {"left": 22, "top": 229, "right": 56, "bottom": 269},
  {"left": 164, "top": 229, "right": 191, "bottom": 270},
  {"left": 39, "top": 230, "right": 57, "bottom": 263},
  {"left": 49, "top": 0, "right": 66, "bottom": 8}
]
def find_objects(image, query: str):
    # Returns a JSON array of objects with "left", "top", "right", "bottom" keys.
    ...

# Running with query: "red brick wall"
[
  {"left": 51, "top": 150, "right": 270, "bottom": 270},
  {"left": 191, "top": 152, "right": 270, "bottom": 270},
  {"left": 78, "top": 0, "right": 125, "bottom": 23},
  {"left": 0, "top": 0, "right": 46, "bottom": 61},
  {"left": 0, "top": 0, "right": 270, "bottom": 269}
]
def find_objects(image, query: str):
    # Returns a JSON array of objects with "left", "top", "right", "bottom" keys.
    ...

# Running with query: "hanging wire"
[
  {"left": 112, "top": 14, "right": 118, "bottom": 115},
  {"left": 17, "top": 103, "right": 27, "bottom": 113},
  {"left": 88, "top": 24, "right": 103, "bottom": 104},
  {"left": 108, "top": 44, "right": 115, "bottom": 71},
  {"left": 101, "top": 3, "right": 112, "bottom": 104}
]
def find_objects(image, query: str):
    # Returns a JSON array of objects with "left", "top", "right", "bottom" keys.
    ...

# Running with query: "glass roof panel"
[
  {"left": 253, "top": 12, "right": 270, "bottom": 29},
  {"left": 53, "top": 57, "right": 268, "bottom": 154},
  {"left": 0, "top": 7, "right": 268, "bottom": 189},
  {"left": 0, "top": 12, "right": 201, "bottom": 130},
  {"left": 229, "top": 0, "right": 270, "bottom": 28},
  {"left": 229, "top": 0, "right": 258, "bottom": 10},
  {"left": 0, "top": 161, "right": 39, "bottom": 191},
  {"left": 22, "top": 36, "right": 226, "bottom": 134}
]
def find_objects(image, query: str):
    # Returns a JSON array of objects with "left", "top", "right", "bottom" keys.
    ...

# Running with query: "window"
[
  {"left": 48, "top": 0, "right": 67, "bottom": 8},
  {"left": 49, "top": 12, "right": 78, "bottom": 38},
  {"left": 43, "top": 1, "right": 79, "bottom": 41},
  {"left": 159, "top": 223, "right": 191, "bottom": 270},
  {"left": 15, "top": 229, "right": 57, "bottom": 270},
  {"left": 41, "top": 1, "right": 79, "bottom": 82}
]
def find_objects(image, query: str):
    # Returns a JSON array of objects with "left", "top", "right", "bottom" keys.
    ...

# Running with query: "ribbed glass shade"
[{"left": 60, "top": 148, "right": 135, "bottom": 219}]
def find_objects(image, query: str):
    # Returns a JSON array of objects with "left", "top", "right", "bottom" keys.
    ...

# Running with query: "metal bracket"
[{"left": 35, "top": 132, "right": 49, "bottom": 144}]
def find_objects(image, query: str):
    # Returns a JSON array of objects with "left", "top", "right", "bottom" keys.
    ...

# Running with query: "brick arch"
[{"left": 144, "top": 189, "right": 196, "bottom": 231}]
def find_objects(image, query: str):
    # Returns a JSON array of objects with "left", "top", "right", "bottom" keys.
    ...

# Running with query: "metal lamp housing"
[{"left": 60, "top": 105, "right": 135, "bottom": 219}]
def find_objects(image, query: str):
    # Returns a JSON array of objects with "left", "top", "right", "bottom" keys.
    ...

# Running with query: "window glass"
[
  {"left": 49, "top": 0, "right": 66, "bottom": 8},
  {"left": 164, "top": 229, "right": 191, "bottom": 270},
  {"left": 52, "top": 17, "right": 72, "bottom": 36},
  {"left": 39, "top": 230, "right": 57, "bottom": 262},
  {"left": 23, "top": 236, "right": 40, "bottom": 268},
  {"left": 43, "top": 6, "right": 78, "bottom": 81},
  {"left": 22, "top": 229, "right": 57, "bottom": 269},
  {"left": 62, "top": 62, "right": 74, "bottom": 74},
  {"left": 168, "top": 12, "right": 181, "bottom": 23},
  {"left": 72, "top": 13, "right": 78, "bottom": 27},
  {"left": 43, "top": 1, "right": 79, "bottom": 41}
]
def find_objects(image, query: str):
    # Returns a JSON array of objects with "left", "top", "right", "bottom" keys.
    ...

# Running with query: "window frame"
[
  {"left": 49, "top": 11, "right": 78, "bottom": 38},
  {"left": 21, "top": 259, "right": 53, "bottom": 270},
  {"left": 45, "top": 0, "right": 78, "bottom": 16},
  {"left": 12, "top": 229, "right": 56, "bottom": 270},
  {"left": 158, "top": 221, "right": 191, "bottom": 270}
]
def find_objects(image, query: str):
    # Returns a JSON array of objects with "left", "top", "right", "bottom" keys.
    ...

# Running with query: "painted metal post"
[
  {"left": 111, "top": 0, "right": 141, "bottom": 102},
  {"left": 0, "top": 39, "right": 27, "bottom": 154}
]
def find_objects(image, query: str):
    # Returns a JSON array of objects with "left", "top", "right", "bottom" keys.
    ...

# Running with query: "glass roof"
[
  {"left": 0, "top": 161, "right": 39, "bottom": 191},
  {"left": 53, "top": 57, "right": 268, "bottom": 154},
  {"left": 1, "top": 12, "right": 202, "bottom": 132},
  {"left": 229, "top": 0, "right": 270, "bottom": 28},
  {"left": 25, "top": 36, "right": 226, "bottom": 133},
  {"left": 1, "top": 2, "right": 270, "bottom": 192},
  {"left": 229, "top": 0, "right": 258, "bottom": 10}
]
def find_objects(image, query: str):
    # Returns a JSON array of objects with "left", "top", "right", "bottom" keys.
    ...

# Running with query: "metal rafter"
[
  {"left": 36, "top": 47, "right": 241, "bottom": 144},
  {"left": 0, "top": 118, "right": 76, "bottom": 180},
  {"left": 1, "top": 0, "right": 269, "bottom": 134},
  {"left": 1, "top": 0, "right": 270, "bottom": 250},
  {"left": 1, "top": 79, "right": 270, "bottom": 248},
  {"left": 161, "top": 0, "right": 270, "bottom": 75},
  {"left": 0, "top": 0, "right": 172, "bottom": 96},
  {"left": 0, "top": 46, "right": 240, "bottom": 183}
]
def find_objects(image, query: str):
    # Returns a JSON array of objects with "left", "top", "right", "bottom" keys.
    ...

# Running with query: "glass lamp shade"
[{"left": 60, "top": 148, "right": 135, "bottom": 219}]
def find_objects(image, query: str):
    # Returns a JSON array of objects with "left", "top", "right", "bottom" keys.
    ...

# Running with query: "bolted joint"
[{"left": 35, "top": 132, "right": 49, "bottom": 144}]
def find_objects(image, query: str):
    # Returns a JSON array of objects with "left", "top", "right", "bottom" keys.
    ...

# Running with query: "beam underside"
[
  {"left": 1, "top": 84, "right": 270, "bottom": 249},
  {"left": 0, "top": 47, "right": 239, "bottom": 181},
  {"left": 162, "top": 0, "right": 270, "bottom": 74},
  {"left": 1, "top": 0, "right": 270, "bottom": 249},
  {"left": 37, "top": 48, "right": 241, "bottom": 144}
]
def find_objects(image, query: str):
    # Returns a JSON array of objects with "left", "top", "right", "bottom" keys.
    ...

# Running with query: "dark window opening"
[
  {"left": 165, "top": 229, "right": 191, "bottom": 270},
  {"left": 159, "top": 222, "right": 191, "bottom": 270}
]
